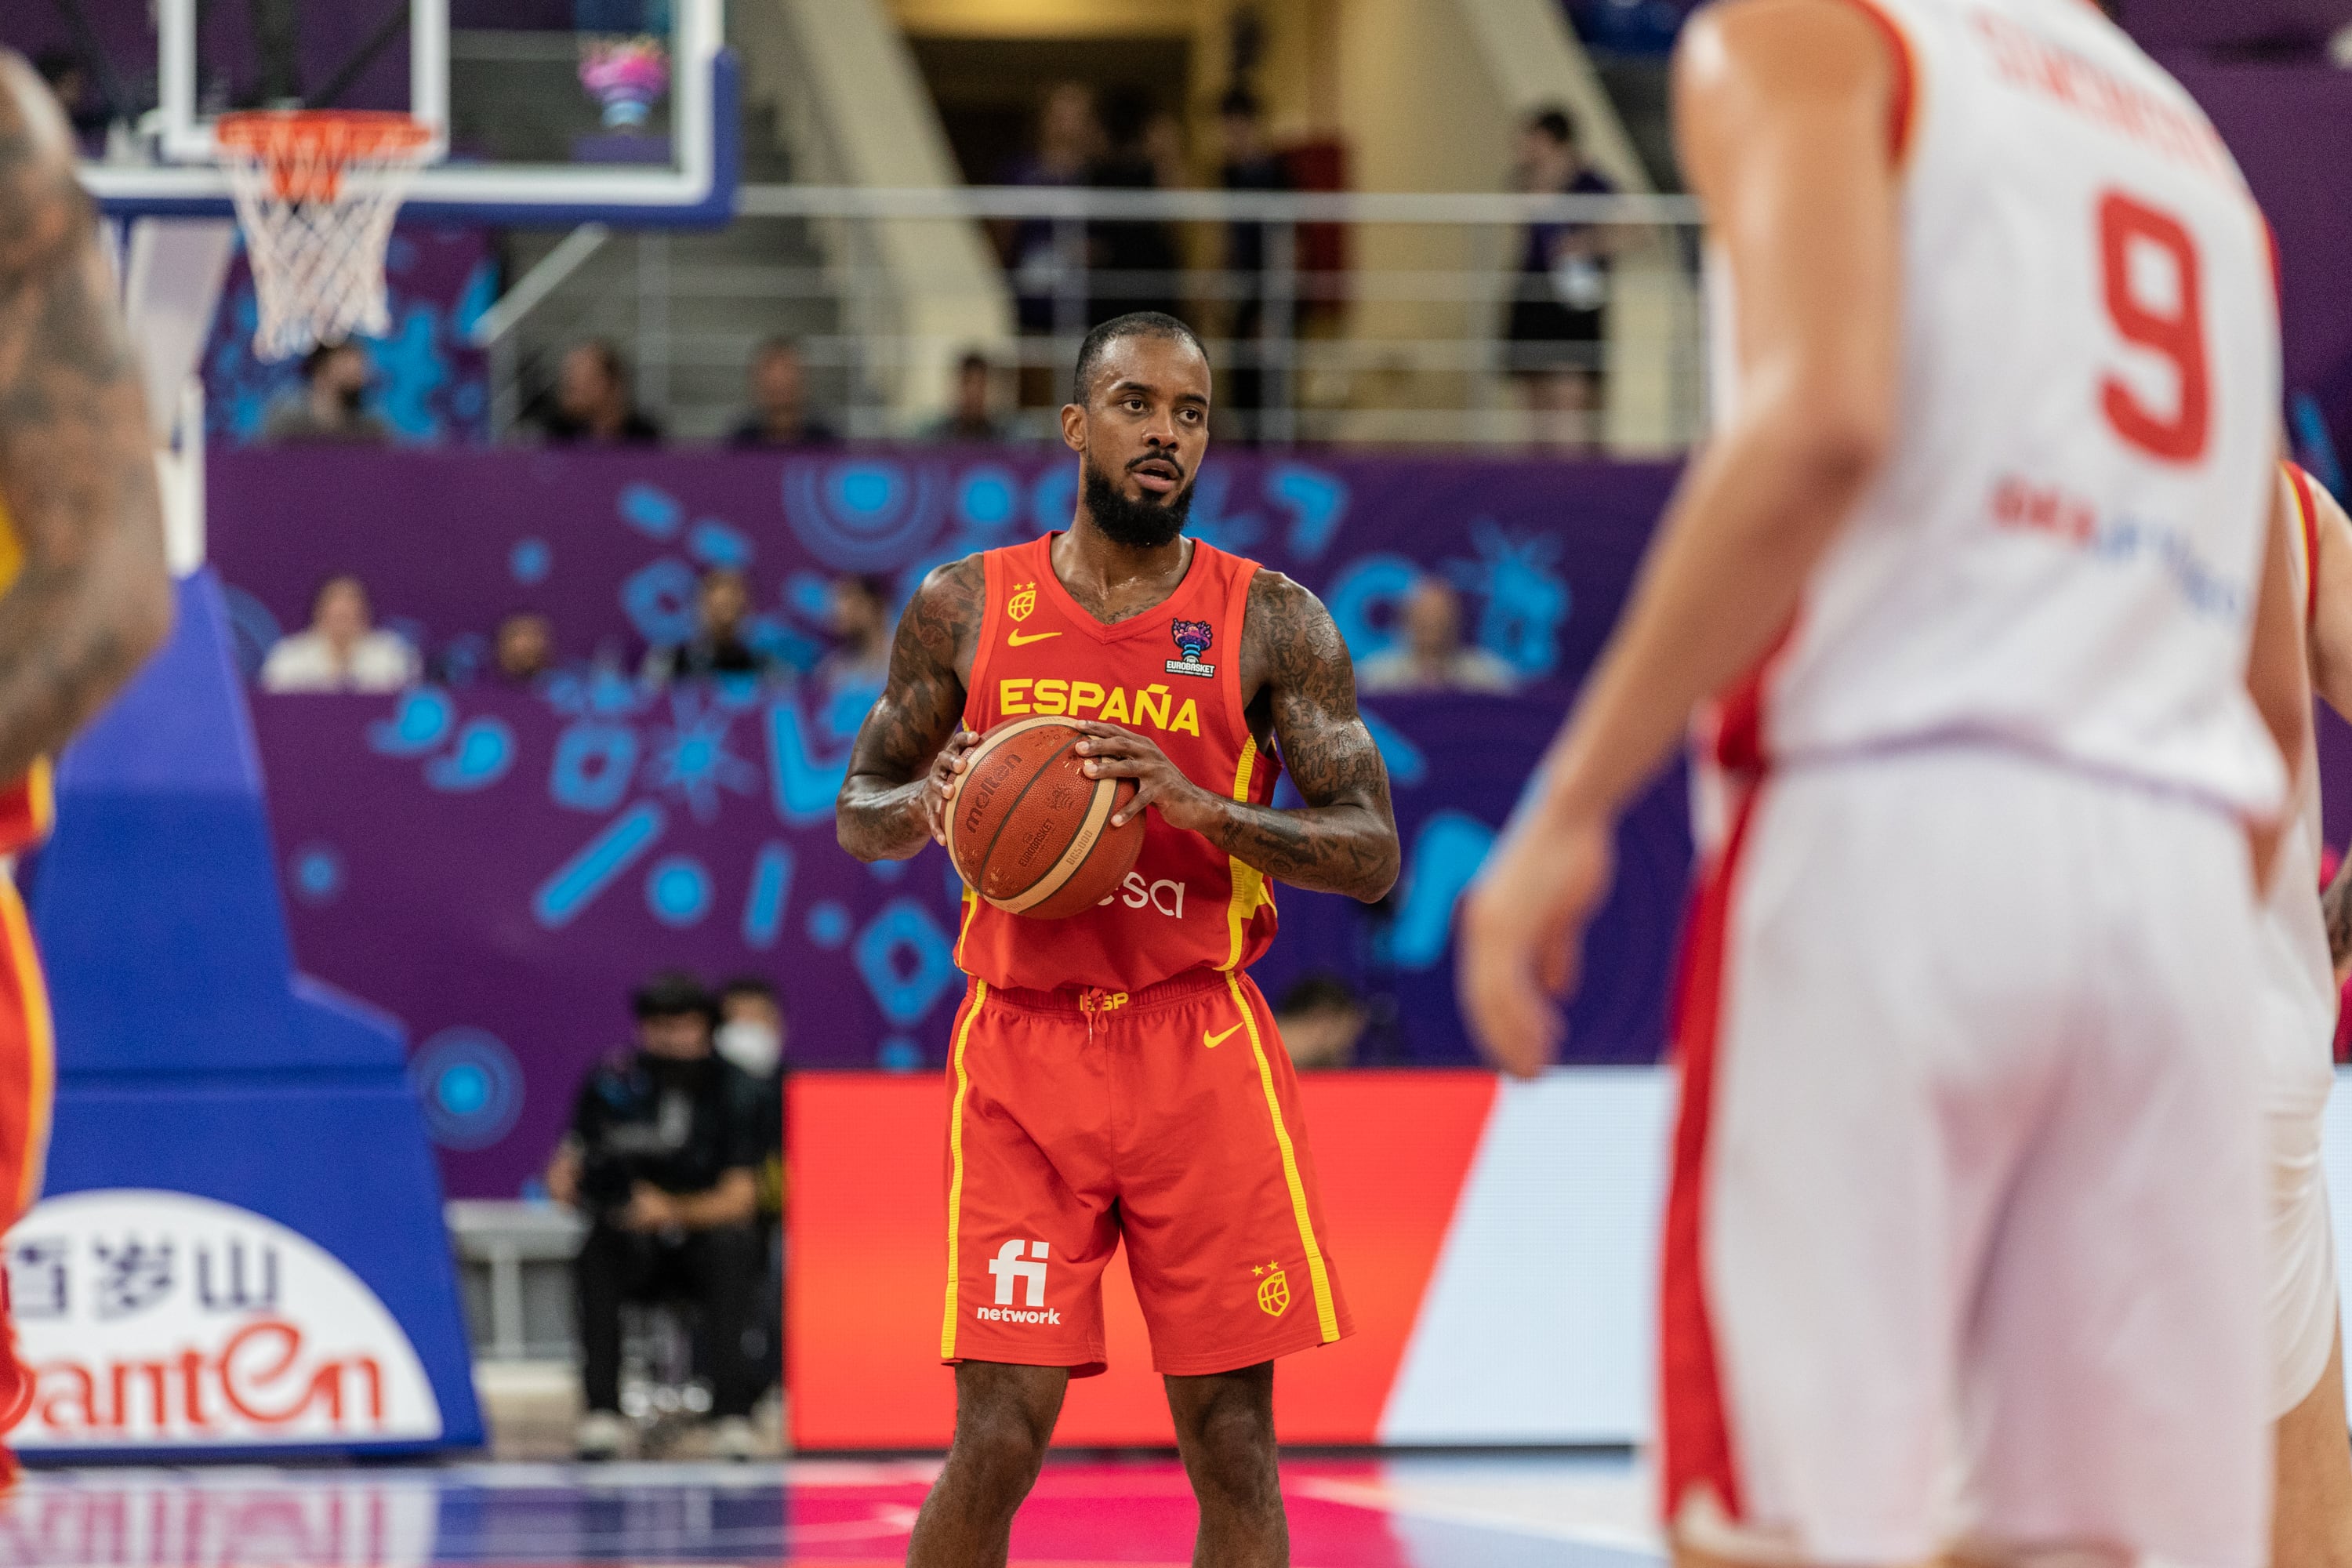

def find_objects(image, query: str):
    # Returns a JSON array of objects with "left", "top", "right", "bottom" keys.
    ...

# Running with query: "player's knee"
[
  {"left": 950, "top": 1393, "right": 1055, "bottom": 1484},
  {"left": 1184, "top": 1392, "right": 1279, "bottom": 1506}
]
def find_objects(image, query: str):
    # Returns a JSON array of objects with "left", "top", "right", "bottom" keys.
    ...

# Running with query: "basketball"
[{"left": 946, "top": 717, "right": 1145, "bottom": 919}]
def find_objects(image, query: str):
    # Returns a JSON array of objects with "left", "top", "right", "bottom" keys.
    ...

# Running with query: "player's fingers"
[
  {"left": 1081, "top": 756, "right": 1150, "bottom": 779},
  {"left": 1115, "top": 779, "right": 1163, "bottom": 826},
  {"left": 1537, "top": 924, "right": 1578, "bottom": 997},
  {"left": 1483, "top": 975, "right": 1563, "bottom": 1080}
]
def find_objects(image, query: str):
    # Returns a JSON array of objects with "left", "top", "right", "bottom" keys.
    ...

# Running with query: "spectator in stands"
[
  {"left": 1218, "top": 89, "right": 1294, "bottom": 443},
  {"left": 1504, "top": 105, "right": 1617, "bottom": 454},
  {"left": 492, "top": 612, "right": 556, "bottom": 688},
  {"left": 1004, "top": 82, "right": 1102, "bottom": 347},
  {"left": 541, "top": 339, "right": 664, "bottom": 445},
  {"left": 1357, "top": 579, "right": 1517, "bottom": 695},
  {"left": 262, "top": 341, "right": 389, "bottom": 445},
  {"left": 728, "top": 338, "right": 838, "bottom": 449},
  {"left": 642, "top": 567, "right": 779, "bottom": 686},
  {"left": 815, "top": 575, "right": 891, "bottom": 699},
  {"left": 1274, "top": 975, "right": 1369, "bottom": 1070},
  {"left": 260, "top": 575, "right": 421, "bottom": 694},
  {"left": 715, "top": 975, "right": 788, "bottom": 1410},
  {"left": 1088, "top": 89, "right": 1183, "bottom": 325},
  {"left": 923, "top": 350, "right": 1008, "bottom": 443},
  {"left": 547, "top": 971, "right": 766, "bottom": 1462}
]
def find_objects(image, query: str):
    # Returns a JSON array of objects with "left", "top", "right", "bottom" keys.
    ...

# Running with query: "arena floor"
[{"left": 0, "top": 1453, "right": 1658, "bottom": 1565}]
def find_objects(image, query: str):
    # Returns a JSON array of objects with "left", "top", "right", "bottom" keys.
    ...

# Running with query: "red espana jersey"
[
  {"left": 0, "top": 505, "right": 49, "bottom": 858},
  {"left": 953, "top": 533, "right": 1279, "bottom": 993}
]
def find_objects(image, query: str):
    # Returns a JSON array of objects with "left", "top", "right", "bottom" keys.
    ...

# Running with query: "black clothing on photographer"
[
  {"left": 564, "top": 1051, "right": 766, "bottom": 1417},
  {"left": 576, "top": 1222, "right": 764, "bottom": 1419}
]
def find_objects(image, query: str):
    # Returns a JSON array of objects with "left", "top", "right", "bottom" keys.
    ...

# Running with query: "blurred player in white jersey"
[
  {"left": 1460, "top": 2, "right": 2303, "bottom": 1566},
  {"left": 2269, "top": 462, "right": 2352, "bottom": 1568}
]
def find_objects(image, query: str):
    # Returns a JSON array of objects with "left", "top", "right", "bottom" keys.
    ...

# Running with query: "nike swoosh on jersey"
[
  {"left": 1007, "top": 629, "right": 1062, "bottom": 646},
  {"left": 1204, "top": 1022, "right": 1243, "bottom": 1048}
]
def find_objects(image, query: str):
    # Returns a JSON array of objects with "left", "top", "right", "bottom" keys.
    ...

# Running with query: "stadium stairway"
[{"left": 492, "top": 91, "right": 846, "bottom": 444}]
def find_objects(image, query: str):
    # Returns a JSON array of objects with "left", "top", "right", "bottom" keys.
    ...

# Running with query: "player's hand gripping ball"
[{"left": 938, "top": 717, "right": 1145, "bottom": 919}]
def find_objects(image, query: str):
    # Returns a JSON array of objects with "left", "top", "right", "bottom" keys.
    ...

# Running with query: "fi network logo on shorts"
[{"left": 979, "top": 1240, "right": 1060, "bottom": 1324}]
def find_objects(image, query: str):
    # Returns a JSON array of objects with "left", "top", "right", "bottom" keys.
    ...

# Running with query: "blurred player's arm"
[
  {"left": 2294, "top": 470, "right": 2352, "bottom": 974},
  {"left": 1457, "top": 0, "right": 1902, "bottom": 1074},
  {"left": 2247, "top": 459, "right": 2311, "bottom": 897},
  {"left": 0, "top": 54, "right": 172, "bottom": 783},
  {"left": 835, "top": 556, "right": 982, "bottom": 861},
  {"left": 1075, "top": 571, "right": 1400, "bottom": 902},
  {"left": 2300, "top": 469, "right": 2352, "bottom": 717}
]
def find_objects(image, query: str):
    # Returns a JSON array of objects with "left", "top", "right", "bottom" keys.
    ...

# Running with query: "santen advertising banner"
[{"left": 4, "top": 1190, "right": 443, "bottom": 1450}]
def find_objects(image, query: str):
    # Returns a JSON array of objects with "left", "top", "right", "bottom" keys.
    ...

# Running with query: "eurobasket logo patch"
[
  {"left": 1007, "top": 583, "right": 1038, "bottom": 622},
  {"left": 1167, "top": 619, "right": 1216, "bottom": 679},
  {"left": 1254, "top": 1260, "right": 1291, "bottom": 1318}
]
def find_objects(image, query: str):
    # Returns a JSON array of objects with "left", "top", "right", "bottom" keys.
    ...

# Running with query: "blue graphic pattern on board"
[
  {"left": 213, "top": 448, "right": 1690, "bottom": 1200},
  {"left": 202, "top": 230, "right": 492, "bottom": 445}
]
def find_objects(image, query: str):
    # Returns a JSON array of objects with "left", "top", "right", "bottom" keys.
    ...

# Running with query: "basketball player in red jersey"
[
  {"left": 838, "top": 310, "right": 1397, "bottom": 1567},
  {"left": 0, "top": 56, "right": 175, "bottom": 1479}
]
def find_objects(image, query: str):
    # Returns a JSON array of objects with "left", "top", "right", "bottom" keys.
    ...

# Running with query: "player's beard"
[{"left": 1082, "top": 452, "right": 1196, "bottom": 550}]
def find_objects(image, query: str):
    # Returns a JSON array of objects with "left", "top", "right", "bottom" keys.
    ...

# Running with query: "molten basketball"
[{"left": 946, "top": 717, "right": 1145, "bottom": 920}]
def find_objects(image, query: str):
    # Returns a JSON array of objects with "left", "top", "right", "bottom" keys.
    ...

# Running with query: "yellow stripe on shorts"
[
  {"left": 1225, "top": 972, "right": 1339, "bottom": 1343},
  {"left": 938, "top": 980, "right": 986, "bottom": 1359}
]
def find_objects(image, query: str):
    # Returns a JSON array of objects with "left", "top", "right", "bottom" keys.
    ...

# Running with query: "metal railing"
[{"left": 488, "top": 183, "right": 1710, "bottom": 452}]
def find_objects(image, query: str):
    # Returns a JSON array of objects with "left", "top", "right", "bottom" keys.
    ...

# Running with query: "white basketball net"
[{"left": 216, "top": 113, "right": 434, "bottom": 362}]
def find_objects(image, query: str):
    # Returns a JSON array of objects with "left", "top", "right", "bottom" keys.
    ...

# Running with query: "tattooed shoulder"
[
  {"left": 901, "top": 553, "right": 985, "bottom": 688},
  {"left": 1243, "top": 568, "right": 1356, "bottom": 711}
]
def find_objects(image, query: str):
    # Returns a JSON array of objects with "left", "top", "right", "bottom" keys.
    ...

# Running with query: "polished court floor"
[{"left": 0, "top": 1454, "right": 1659, "bottom": 1566}]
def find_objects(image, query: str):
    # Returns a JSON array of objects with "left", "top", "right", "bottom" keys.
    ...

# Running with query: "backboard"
[{"left": 30, "top": 0, "right": 735, "bottom": 227}]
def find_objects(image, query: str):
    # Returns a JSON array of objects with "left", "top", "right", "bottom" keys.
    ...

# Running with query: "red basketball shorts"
[{"left": 937, "top": 968, "right": 1352, "bottom": 1377}]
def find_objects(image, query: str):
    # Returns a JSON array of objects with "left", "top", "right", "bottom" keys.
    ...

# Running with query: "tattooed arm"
[
  {"left": 0, "top": 56, "right": 172, "bottom": 782},
  {"left": 834, "top": 555, "right": 983, "bottom": 861},
  {"left": 1075, "top": 570, "right": 1399, "bottom": 902}
]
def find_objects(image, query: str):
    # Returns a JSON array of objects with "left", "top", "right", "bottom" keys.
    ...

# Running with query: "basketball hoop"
[{"left": 214, "top": 111, "right": 436, "bottom": 362}]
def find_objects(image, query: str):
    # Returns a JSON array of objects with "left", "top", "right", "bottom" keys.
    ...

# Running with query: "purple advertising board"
[{"left": 211, "top": 448, "right": 1688, "bottom": 1197}]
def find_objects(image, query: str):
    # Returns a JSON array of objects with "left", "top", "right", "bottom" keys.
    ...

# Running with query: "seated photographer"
[{"left": 546, "top": 971, "right": 766, "bottom": 1461}]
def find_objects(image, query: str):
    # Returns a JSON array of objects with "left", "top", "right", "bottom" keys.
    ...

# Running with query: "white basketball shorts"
[
  {"left": 1661, "top": 746, "right": 2270, "bottom": 1568},
  {"left": 2258, "top": 969, "right": 2339, "bottom": 1417}
]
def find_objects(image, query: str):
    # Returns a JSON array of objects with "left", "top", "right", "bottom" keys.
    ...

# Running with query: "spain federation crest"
[
  {"left": 1254, "top": 1261, "right": 1291, "bottom": 1318},
  {"left": 1167, "top": 618, "right": 1216, "bottom": 678},
  {"left": 1007, "top": 582, "right": 1038, "bottom": 622}
]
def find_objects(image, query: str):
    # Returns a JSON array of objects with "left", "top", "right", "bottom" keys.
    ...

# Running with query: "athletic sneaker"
[
  {"left": 708, "top": 1415, "right": 761, "bottom": 1461},
  {"left": 574, "top": 1410, "right": 633, "bottom": 1462}
]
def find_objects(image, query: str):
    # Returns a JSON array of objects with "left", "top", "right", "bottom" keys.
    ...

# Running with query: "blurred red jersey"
[
  {"left": 0, "top": 514, "right": 49, "bottom": 860},
  {"left": 953, "top": 534, "right": 1279, "bottom": 993}
]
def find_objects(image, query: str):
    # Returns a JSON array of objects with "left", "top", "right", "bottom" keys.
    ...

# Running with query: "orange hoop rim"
[
  {"left": 216, "top": 111, "right": 434, "bottom": 205},
  {"left": 215, "top": 109, "right": 436, "bottom": 162}
]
